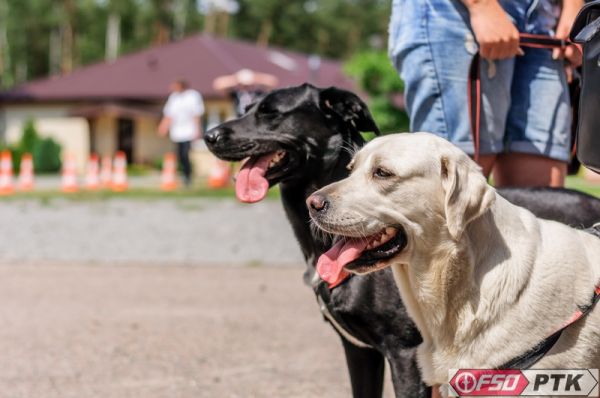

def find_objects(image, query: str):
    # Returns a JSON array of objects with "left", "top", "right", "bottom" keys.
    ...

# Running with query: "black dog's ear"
[
  {"left": 243, "top": 93, "right": 266, "bottom": 114},
  {"left": 318, "top": 87, "right": 380, "bottom": 135}
]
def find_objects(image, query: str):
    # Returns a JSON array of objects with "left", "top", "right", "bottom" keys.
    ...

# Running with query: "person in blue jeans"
[{"left": 389, "top": 0, "right": 583, "bottom": 187}]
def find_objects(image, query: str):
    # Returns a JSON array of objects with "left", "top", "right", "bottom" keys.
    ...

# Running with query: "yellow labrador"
[{"left": 307, "top": 132, "right": 600, "bottom": 394}]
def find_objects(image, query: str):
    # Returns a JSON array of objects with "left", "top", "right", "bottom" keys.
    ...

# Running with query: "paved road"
[
  {"left": 0, "top": 264, "right": 395, "bottom": 398},
  {"left": 0, "top": 198, "right": 396, "bottom": 397}
]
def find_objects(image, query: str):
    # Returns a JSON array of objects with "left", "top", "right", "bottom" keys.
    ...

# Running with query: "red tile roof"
[{"left": 0, "top": 34, "right": 356, "bottom": 102}]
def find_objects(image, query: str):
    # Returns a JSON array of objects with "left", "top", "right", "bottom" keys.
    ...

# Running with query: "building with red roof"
[{"left": 0, "top": 34, "right": 355, "bottom": 170}]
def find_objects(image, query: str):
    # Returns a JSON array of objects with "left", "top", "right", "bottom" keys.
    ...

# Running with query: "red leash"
[
  {"left": 468, "top": 34, "right": 573, "bottom": 162},
  {"left": 561, "top": 284, "right": 600, "bottom": 327}
]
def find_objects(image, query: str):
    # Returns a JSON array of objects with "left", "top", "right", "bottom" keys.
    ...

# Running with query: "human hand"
[
  {"left": 193, "top": 119, "right": 203, "bottom": 140},
  {"left": 466, "top": 0, "right": 521, "bottom": 60},
  {"left": 552, "top": 0, "right": 583, "bottom": 69},
  {"left": 158, "top": 118, "right": 170, "bottom": 137}
]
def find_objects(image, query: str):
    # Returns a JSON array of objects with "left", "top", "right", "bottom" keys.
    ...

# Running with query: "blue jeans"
[{"left": 389, "top": 0, "right": 571, "bottom": 161}]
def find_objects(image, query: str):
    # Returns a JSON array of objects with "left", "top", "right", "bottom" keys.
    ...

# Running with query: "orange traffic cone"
[
  {"left": 160, "top": 152, "right": 178, "bottom": 191},
  {"left": 0, "top": 150, "right": 14, "bottom": 195},
  {"left": 100, "top": 155, "right": 112, "bottom": 188},
  {"left": 18, "top": 153, "right": 34, "bottom": 191},
  {"left": 111, "top": 151, "right": 128, "bottom": 192},
  {"left": 61, "top": 153, "right": 79, "bottom": 193},
  {"left": 85, "top": 154, "right": 100, "bottom": 190},
  {"left": 207, "top": 158, "right": 230, "bottom": 189}
]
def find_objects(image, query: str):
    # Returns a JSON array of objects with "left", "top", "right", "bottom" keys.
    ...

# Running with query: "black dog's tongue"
[{"left": 235, "top": 153, "right": 276, "bottom": 203}]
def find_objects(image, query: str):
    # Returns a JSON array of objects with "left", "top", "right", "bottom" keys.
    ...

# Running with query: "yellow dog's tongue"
[
  {"left": 317, "top": 238, "right": 368, "bottom": 287},
  {"left": 235, "top": 154, "right": 275, "bottom": 203}
]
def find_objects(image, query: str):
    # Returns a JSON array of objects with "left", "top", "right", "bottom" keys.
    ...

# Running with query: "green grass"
[{"left": 565, "top": 175, "right": 600, "bottom": 198}]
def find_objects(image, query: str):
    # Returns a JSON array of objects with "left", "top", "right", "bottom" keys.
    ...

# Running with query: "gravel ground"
[
  {"left": 0, "top": 198, "right": 303, "bottom": 265},
  {"left": 0, "top": 198, "right": 396, "bottom": 397}
]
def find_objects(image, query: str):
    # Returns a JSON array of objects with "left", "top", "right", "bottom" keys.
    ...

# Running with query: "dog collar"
[{"left": 315, "top": 278, "right": 372, "bottom": 348}]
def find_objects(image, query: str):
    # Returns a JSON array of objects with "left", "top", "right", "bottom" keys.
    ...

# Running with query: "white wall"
[
  {"left": 2, "top": 104, "right": 89, "bottom": 171},
  {"left": 36, "top": 118, "right": 90, "bottom": 172},
  {"left": 1, "top": 99, "right": 236, "bottom": 173},
  {"left": 93, "top": 115, "right": 116, "bottom": 158},
  {"left": 135, "top": 117, "right": 169, "bottom": 164},
  {"left": 3, "top": 104, "right": 70, "bottom": 142}
]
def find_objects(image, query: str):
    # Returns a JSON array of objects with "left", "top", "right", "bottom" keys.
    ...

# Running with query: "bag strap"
[{"left": 468, "top": 34, "right": 571, "bottom": 162}]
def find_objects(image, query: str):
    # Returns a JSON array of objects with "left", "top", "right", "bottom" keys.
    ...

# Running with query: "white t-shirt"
[{"left": 163, "top": 89, "right": 205, "bottom": 142}]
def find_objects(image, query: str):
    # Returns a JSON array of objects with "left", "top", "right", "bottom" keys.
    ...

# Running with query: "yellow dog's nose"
[{"left": 306, "top": 193, "right": 329, "bottom": 213}]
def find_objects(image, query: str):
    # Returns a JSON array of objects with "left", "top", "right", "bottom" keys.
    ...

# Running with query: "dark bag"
[{"left": 570, "top": 1, "right": 600, "bottom": 173}]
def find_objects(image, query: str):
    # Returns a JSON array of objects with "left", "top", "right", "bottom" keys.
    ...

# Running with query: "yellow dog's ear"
[{"left": 440, "top": 154, "right": 495, "bottom": 240}]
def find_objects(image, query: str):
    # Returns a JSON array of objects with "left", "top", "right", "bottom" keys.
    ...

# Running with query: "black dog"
[{"left": 205, "top": 84, "right": 600, "bottom": 397}]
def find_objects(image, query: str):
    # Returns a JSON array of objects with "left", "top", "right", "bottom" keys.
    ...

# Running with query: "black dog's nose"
[
  {"left": 307, "top": 193, "right": 329, "bottom": 213},
  {"left": 204, "top": 128, "right": 221, "bottom": 144}
]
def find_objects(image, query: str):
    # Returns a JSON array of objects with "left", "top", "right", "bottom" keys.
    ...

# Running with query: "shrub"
[
  {"left": 20, "top": 120, "right": 38, "bottom": 155},
  {"left": 33, "top": 137, "right": 62, "bottom": 173},
  {"left": 4, "top": 119, "right": 63, "bottom": 173},
  {"left": 344, "top": 50, "right": 404, "bottom": 96},
  {"left": 344, "top": 50, "right": 410, "bottom": 134}
]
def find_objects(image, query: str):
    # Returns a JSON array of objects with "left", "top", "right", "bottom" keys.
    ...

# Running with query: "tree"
[
  {"left": 0, "top": 0, "right": 12, "bottom": 88},
  {"left": 229, "top": 0, "right": 390, "bottom": 58},
  {"left": 0, "top": 0, "right": 393, "bottom": 86}
]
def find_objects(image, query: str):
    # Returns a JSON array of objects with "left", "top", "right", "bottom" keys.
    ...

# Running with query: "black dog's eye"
[{"left": 373, "top": 167, "right": 394, "bottom": 178}]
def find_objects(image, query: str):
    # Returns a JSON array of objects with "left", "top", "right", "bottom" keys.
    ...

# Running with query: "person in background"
[
  {"left": 230, "top": 84, "right": 266, "bottom": 117},
  {"left": 213, "top": 69, "right": 278, "bottom": 117},
  {"left": 389, "top": 0, "right": 583, "bottom": 187},
  {"left": 158, "top": 79, "right": 205, "bottom": 186}
]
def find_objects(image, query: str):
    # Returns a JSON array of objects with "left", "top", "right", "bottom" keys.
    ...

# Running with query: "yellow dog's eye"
[{"left": 373, "top": 167, "right": 394, "bottom": 178}]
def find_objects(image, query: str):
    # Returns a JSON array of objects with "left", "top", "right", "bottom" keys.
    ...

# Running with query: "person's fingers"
[
  {"left": 483, "top": 45, "right": 496, "bottom": 60},
  {"left": 565, "top": 45, "right": 583, "bottom": 67},
  {"left": 565, "top": 46, "right": 574, "bottom": 61},
  {"left": 480, "top": 43, "right": 492, "bottom": 59},
  {"left": 498, "top": 44, "right": 511, "bottom": 59},
  {"left": 552, "top": 47, "right": 562, "bottom": 60},
  {"left": 496, "top": 35, "right": 519, "bottom": 59},
  {"left": 480, "top": 33, "right": 520, "bottom": 60},
  {"left": 495, "top": 43, "right": 508, "bottom": 59},
  {"left": 508, "top": 35, "right": 520, "bottom": 57},
  {"left": 486, "top": 47, "right": 506, "bottom": 60},
  {"left": 491, "top": 45, "right": 504, "bottom": 60},
  {"left": 565, "top": 65, "right": 573, "bottom": 84}
]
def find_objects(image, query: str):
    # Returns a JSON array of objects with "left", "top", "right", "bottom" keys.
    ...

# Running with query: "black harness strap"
[
  {"left": 316, "top": 279, "right": 371, "bottom": 348},
  {"left": 498, "top": 329, "right": 564, "bottom": 370}
]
